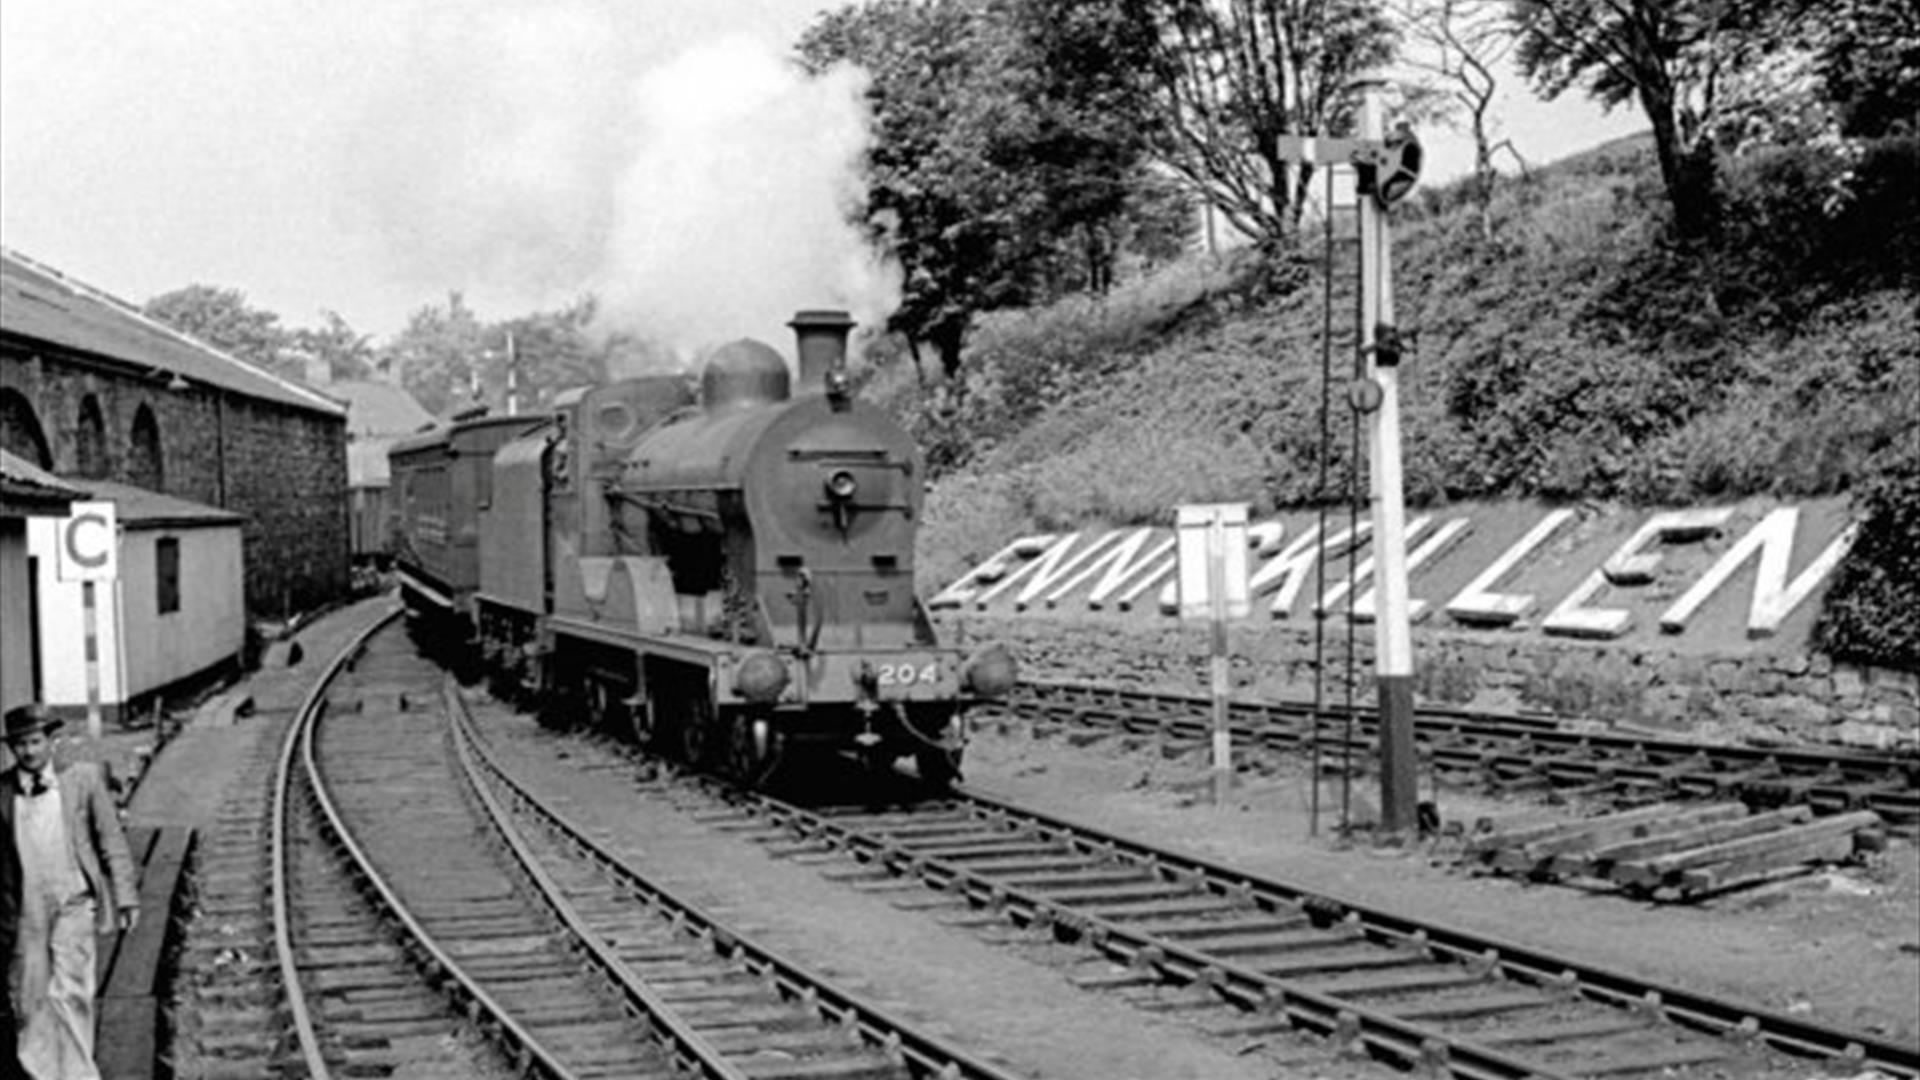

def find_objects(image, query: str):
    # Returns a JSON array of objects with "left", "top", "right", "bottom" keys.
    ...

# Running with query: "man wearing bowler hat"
[{"left": 1, "top": 703, "right": 138, "bottom": 1080}]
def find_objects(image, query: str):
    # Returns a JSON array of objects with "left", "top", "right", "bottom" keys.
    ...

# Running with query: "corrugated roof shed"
[
  {"left": 329, "top": 379, "right": 437, "bottom": 437},
  {"left": 0, "top": 247, "right": 345, "bottom": 417},
  {"left": 70, "top": 476, "right": 245, "bottom": 529},
  {"left": 0, "top": 448, "right": 83, "bottom": 516}
]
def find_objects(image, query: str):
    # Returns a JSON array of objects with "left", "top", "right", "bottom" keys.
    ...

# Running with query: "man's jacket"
[{"left": 0, "top": 760, "right": 138, "bottom": 946}]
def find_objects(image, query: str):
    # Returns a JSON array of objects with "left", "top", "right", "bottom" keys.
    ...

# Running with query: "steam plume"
[{"left": 342, "top": 11, "right": 896, "bottom": 375}]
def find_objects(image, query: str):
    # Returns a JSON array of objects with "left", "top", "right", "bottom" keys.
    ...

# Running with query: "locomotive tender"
[{"left": 389, "top": 310, "right": 1015, "bottom": 788}]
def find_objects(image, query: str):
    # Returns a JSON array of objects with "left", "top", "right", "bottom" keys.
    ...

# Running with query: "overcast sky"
[{"left": 1, "top": 0, "right": 1644, "bottom": 346}]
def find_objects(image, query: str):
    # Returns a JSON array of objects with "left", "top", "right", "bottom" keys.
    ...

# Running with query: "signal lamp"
[
  {"left": 1356, "top": 126, "right": 1422, "bottom": 208},
  {"left": 734, "top": 652, "right": 790, "bottom": 704},
  {"left": 962, "top": 645, "right": 1018, "bottom": 699},
  {"left": 826, "top": 470, "right": 858, "bottom": 501}
]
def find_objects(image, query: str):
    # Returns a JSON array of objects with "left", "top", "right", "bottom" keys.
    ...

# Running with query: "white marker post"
[
  {"left": 57, "top": 501, "right": 120, "bottom": 740},
  {"left": 1176, "top": 504, "right": 1250, "bottom": 805}
]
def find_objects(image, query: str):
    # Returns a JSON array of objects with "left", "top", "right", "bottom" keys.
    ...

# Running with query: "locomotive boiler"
[{"left": 399, "top": 310, "right": 1015, "bottom": 789}]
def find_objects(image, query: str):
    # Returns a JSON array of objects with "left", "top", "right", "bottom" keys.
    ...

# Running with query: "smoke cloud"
[
  {"left": 340, "top": 7, "right": 896, "bottom": 374},
  {"left": 598, "top": 39, "right": 896, "bottom": 372}
]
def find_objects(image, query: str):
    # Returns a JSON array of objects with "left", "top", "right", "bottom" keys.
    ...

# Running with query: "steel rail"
[
  {"left": 1020, "top": 679, "right": 1919, "bottom": 774},
  {"left": 704, "top": 774, "right": 1917, "bottom": 1080},
  {"left": 1013, "top": 680, "right": 1919, "bottom": 824},
  {"left": 292, "top": 623, "right": 587, "bottom": 1080},
  {"left": 454, "top": 689, "right": 1035, "bottom": 1080},
  {"left": 269, "top": 605, "right": 401, "bottom": 1080},
  {"left": 745, "top": 790, "right": 1570, "bottom": 1080},
  {"left": 439, "top": 684, "right": 755, "bottom": 1080},
  {"left": 953, "top": 786, "right": 1920, "bottom": 1078}
]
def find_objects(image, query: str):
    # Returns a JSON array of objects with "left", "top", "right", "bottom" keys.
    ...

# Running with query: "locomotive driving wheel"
[
  {"left": 630, "top": 691, "right": 658, "bottom": 749},
  {"left": 677, "top": 682, "right": 717, "bottom": 767},
  {"left": 585, "top": 677, "right": 621, "bottom": 735}
]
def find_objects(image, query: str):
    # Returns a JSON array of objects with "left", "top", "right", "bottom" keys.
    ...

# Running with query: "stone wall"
[
  {"left": 2, "top": 344, "right": 348, "bottom": 617},
  {"left": 942, "top": 613, "right": 1920, "bottom": 751}
]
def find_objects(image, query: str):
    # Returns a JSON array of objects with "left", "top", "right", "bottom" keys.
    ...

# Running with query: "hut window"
[{"left": 156, "top": 536, "right": 181, "bottom": 614}]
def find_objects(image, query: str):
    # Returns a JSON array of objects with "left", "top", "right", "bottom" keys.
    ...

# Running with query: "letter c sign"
[{"left": 57, "top": 501, "right": 119, "bottom": 583}]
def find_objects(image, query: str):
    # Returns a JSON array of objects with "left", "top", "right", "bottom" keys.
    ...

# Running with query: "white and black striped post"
[
  {"left": 82, "top": 580, "right": 102, "bottom": 739},
  {"left": 1354, "top": 76, "right": 1419, "bottom": 835}
]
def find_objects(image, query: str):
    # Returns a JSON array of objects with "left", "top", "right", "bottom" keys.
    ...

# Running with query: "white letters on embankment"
[{"left": 932, "top": 498, "right": 1916, "bottom": 749}]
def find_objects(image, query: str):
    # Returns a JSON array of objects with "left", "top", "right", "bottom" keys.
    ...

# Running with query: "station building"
[{"left": 0, "top": 247, "right": 350, "bottom": 619}]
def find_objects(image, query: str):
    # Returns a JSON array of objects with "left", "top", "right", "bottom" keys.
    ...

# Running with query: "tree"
[
  {"left": 1143, "top": 0, "right": 1397, "bottom": 247},
  {"left": 288, "top": 310, "right": 376, "bottom": 383},
  {"left": 145, "top": 285, "right": 293, "bottom": 379},
  {"left": 990, "top": 0, "right": 1179, "bottom": 295},
  {"left": 383, "top": 293, "right": 489, "bottom": 418},
  {"left": 1391, "top": 0, "right": 1524, "bottom": 238},
  {"left": 1806, "top": 0, "right": 1920, "bottom": 139},
  {"left": 800, "top": 0, "right": 1002, "bottom": 379},
  {"left": 798, "top": 0, "right": 1171, "bottom": 380},
  {"left": 491, "top": 297, "right": 612, "bottom": 413},
  {"left": 1511, "top": 0, "right": 1769, "bottom": 240}
]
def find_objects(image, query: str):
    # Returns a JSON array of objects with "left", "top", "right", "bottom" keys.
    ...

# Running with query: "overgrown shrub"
[{"left": 1815, "top": 435, "right": 1920, "bottom": 670}]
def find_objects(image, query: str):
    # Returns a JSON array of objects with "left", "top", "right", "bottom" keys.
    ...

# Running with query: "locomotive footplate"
[{"left": 546, "top": 616, "right": 968, "bottom": 709}]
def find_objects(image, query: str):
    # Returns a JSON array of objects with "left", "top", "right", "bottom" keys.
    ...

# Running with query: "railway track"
[
  {"left": 249, "top": 613, "right": 1037, "bottom": 1079},
  {"left": 645, "top": 778, "right": 1919, "bottom": 1080},
  {"left": 1011, "top": 680, "right": 1920, "bottom": 832},
  {"left": 168, "top": 610, "right": 1911, "bottom": 1080}
]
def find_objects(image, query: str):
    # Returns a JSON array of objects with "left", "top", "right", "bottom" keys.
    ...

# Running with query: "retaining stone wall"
[{"left": 942, "top": 613, "right": 1920, "bottom": 752}]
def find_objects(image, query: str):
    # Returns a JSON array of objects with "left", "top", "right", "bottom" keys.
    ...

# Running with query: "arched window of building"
[
  {"left": 0, "top": 389, "right": 53, "bottom": 468},
  {"left": 129, "top": 403, "right": 164, "bottom": 490},
  {"left": 76, "top": 394, "right": 109, "bottom": 478}
]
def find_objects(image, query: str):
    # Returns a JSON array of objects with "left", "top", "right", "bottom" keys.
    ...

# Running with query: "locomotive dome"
[{"left": 701, "top": 338, "right": 791, "bottom": 411}]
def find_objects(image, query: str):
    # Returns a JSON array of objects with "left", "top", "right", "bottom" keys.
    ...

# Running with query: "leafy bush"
[{"left": 1815, "top": 435, "right": 1920, "bottom": 669}]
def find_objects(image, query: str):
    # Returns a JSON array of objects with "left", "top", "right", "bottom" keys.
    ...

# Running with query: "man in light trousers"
[{"left": 2, "top": 704, "right": 139, "bottom": 1080}]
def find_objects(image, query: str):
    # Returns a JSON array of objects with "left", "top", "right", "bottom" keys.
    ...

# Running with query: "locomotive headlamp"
[
  {"left": 825, "top": 369, "right": 852, "bottom": 410},
  {"left": 961, "top": 645, "right": 1018, "bottom": 699},
  {"left": 826, "top": 470, "right": 858, "bottom": 501},
  {"left": 733, "top": 652, "right": 790, "bottom": 704}
]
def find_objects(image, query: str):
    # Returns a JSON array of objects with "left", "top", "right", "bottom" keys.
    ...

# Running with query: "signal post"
[
  {"left": 1271, "top": 77, "right": 1424, "bottom": 834},
  {"left": 1353, "top": 78, "right": 1420, "bottom": 836}
]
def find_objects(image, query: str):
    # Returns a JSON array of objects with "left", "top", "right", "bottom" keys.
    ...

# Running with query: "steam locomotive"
[{"left": 387, "top": 311, "right": 1015, "bottom": 788}]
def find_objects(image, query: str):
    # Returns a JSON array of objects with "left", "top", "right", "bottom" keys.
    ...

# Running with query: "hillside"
[{"left": 880, "top": 135, "right": 1920, "bottom": 669}]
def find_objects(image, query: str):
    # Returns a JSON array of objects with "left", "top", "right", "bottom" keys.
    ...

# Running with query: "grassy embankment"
[{"left": 868, "top": 135, "right": 1920, "bottom": 668}]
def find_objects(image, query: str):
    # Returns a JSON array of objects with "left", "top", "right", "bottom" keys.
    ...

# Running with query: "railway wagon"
[
  {"left": 389, "top": 411, "right": 550, "bottom": 627},
  {"left": 399, "top": 311, "right": 1014, "bottom": 789}
]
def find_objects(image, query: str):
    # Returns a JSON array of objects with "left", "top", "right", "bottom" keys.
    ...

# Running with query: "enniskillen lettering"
[{"left": 931, "top": 503, "right": 1856, "bottom": 641}]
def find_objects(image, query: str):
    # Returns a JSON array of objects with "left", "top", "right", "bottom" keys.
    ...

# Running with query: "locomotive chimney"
[{"left": 789, "top": 309, "right": 855, "bottom": 393}]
